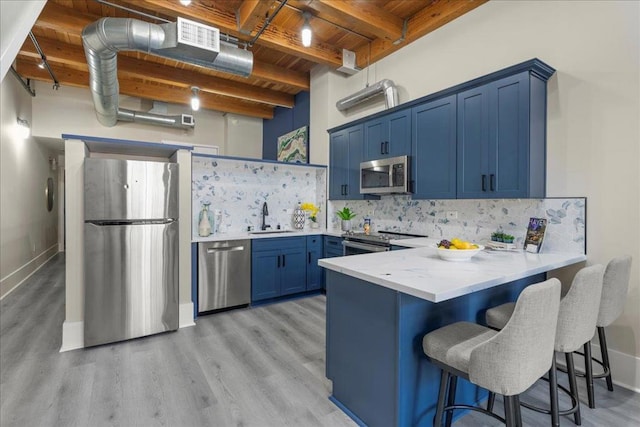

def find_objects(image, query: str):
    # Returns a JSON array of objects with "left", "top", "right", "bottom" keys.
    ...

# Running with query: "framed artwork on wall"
[{"left": 277, "top": 126, "right": 308, "bottom": 163}]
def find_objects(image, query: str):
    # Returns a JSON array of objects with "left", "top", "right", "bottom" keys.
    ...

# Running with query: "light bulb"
[
  {"left": 38, "top": 60, "right": 46, "bottom": 69},
  {"left": 301, "top": 20, "right": 312, "bottom": 47},
  {"left": 190, "top": 86, "right": 200, "bottom": 111},
  {"left": 179, "top": 0, "right": 191, "bottom": 6}
]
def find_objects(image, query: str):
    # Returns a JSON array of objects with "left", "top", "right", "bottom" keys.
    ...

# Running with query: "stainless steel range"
[{"left": 341, "top": 231, "right": 427, "bottom": 255}]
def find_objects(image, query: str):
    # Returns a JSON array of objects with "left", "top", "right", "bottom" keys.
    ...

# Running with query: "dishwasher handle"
[{"left": 206, "top": 246, "right": 245, "bottom": 254}]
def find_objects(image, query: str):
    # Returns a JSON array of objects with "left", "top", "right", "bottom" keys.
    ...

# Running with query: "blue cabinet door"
[
  {"left": 457, "top": 85, "right": 490, "bottom": 198},
  {"left": 329, "top": 124, "right": 364, "bottom": 200},
  {"left": 306, "top": 235, "right": 323, "bottom": 291},
  {"left": 412, "top": 95, "right": 457, "bottom": 199},
  {"left": 489, "top": 72, "right": 530, "bottom": 198},
  {"left": 280, "top": 245, "right": 307, "bottom": 295},
  {"left": 363, "top": 109, "right": 411, "bottom": 161},
  {"left": 251, "top": 249, "right": 280, "bottom": 301}
]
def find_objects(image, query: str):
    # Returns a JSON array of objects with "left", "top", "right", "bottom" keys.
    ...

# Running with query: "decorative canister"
[
  {"left": 198, "top": 202, "right": 214, "bottom": 237},
  {"left": 292, "top": 204, "right": 306, "bottom": 229}
]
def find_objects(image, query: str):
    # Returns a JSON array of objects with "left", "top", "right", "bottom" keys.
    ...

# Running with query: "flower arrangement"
[{"left": 300, "top": 202, "right": 320, "bottom": 222}]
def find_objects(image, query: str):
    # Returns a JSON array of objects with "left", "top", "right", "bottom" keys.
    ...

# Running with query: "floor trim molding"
[
  {"left": 60, "top": 320, "right": 84, "bottom": 352},
  {"left": 0, "top": 245, "right": 59, "bottom": 299}
]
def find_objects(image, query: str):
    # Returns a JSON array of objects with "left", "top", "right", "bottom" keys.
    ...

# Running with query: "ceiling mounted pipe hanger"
[{"left": 9, "top": 67, "right": 36, "bottom": 97}]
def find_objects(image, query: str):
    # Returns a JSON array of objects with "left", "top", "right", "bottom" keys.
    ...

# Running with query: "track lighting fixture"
[
  {"left": 190, "top": 86, "right": 200, "bottom": 111},
  {"left": 301, "top": 12, "right": 312, "bottom": 47},
  {"left": 38, "top": 59, "right": 46, "bottom": 69}
]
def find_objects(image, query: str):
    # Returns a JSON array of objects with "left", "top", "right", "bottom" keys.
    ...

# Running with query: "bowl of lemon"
[{"left": 435, "top": 238, "right": 484, "bottom": 261}]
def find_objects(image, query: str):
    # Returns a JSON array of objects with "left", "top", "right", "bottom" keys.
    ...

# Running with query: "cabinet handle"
[
  {"left": 482, "top": 174, "right": 487, "bottom": 191},
  {"left": 385, "top": 141, "right": 389, "bottom": 154},
  {"left": 277, "top": 255, "right": 281, "bottom": 268},
  {"left": 380, "top": 142, "right": 385, "bottom": 154},
  {"left": 282, "top": 255, "right": 286, "bottom": 267},
  {"left": 308, "top": 252, "right": 311, "bottom": 264},
  {"left": 344, "top": 185, "right": 348, "bottom": 196},
  {"left": 490, "top": 174, "right": 495, "bottom": 191}
]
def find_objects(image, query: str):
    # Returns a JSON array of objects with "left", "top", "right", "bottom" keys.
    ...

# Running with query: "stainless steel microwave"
[{"left": 360, "top": 155, "right": 410, "bottom": 195}]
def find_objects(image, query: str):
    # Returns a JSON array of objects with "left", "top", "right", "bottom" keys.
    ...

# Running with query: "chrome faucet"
[{"left": 261, "top": 202, "right": 270, "bottom": 230}]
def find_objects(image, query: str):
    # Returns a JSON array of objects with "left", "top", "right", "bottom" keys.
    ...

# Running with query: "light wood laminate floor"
[{"left": 1, "top": 253, "right": 639, "bottom": 426}]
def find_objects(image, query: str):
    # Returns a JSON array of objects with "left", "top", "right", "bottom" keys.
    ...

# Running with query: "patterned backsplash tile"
[
  {"left": 192, "top": 156, "right": 327, "bottom": 235},
  {"left": 329, "top": 197, "right": 586, "bottom": 254}
]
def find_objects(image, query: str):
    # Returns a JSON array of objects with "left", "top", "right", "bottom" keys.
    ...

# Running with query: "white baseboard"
[
  {"left": 179, "top": 302, "right": 196, "bottom": 328},
  {"left": 60, "top": 320, "right": 84, "bottom": 352},
  {"left": 557, "top": 343, "right": 640, "bottom": 393},
  {"left": 0, "top": 245, "right": 59, "bottom": 299}
]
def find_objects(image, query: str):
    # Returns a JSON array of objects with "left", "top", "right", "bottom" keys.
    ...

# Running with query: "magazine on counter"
[{"left": 524, "top": 217, "right": 547, "bottom": 253}]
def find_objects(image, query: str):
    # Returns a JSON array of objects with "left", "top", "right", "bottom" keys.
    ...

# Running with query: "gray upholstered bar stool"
[
  {"left": 422, "top": 278, "right": 561, "bottom": 427},
  {"left": 485, "top": 264, "right": 605, "bottom": 427},
  {"left": 579, "top": 255, "right": 632, "bottom": 408}
]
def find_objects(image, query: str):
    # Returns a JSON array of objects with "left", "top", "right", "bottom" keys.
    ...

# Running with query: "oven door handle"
[{"left": 342, "top": 240, "right": 390, "bottom": 253}]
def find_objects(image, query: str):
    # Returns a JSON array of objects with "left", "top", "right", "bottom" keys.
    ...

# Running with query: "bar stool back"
[
  {"left": 423, "top": 278, "right": 561, "bottom": 427},
  {"left": 485, "top": 264, "right": 605, "bottom": 426},
  {"left": 585, "top": 255, "right": 632, "bottom": 407}
]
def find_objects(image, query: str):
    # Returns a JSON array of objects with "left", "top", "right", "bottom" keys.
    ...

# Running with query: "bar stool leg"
[
  {"left": 445, "top": 375, "right": 458, "bottom": 427},
  {"left": 486, "top": 392, "right": 496, "bottom": 412},
  {"left": 514, "top": 394, "right": 523, "bottom": 427},
  {"left": 504, "top": 395, "right": 518, "bottom": 427},
  {"left": 549, "top": 356, "right": 560, "bottom": 427},
  {"left": 597, "top": 326, "right": 614, "bottom": 392},
  {"left": 566, "top": 352, "right": 582, "bottom": 425},
  {"left": 584, "top": 343, "right": 596, "bottom": 409},
  {"left": 434, "top": 370, "right": 449, "bottom": 427}
]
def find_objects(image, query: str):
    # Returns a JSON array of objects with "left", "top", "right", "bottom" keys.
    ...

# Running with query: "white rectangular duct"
[{"left": 336, "top": 79, "right": 399, "bottom": 111}]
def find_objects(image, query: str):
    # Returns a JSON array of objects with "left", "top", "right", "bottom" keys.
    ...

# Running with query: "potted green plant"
[
  {"left": 336, "top": 207, "right": 356, "bottom": 231},
  {"left": 502, "top": 234, "right": 515, "bottom": 244}
]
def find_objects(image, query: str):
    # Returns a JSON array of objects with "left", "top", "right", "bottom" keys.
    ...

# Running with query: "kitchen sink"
[{"left": 249, "top": 229, "right": 294, "bottom": 235}]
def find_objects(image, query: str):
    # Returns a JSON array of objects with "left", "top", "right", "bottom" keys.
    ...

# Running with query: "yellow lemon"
[
  {"left": 451, "top": 238, "right": 462, "bottom": 247},
  {"left": 448, "top": 246, "right": 458, "bottom": 250}
]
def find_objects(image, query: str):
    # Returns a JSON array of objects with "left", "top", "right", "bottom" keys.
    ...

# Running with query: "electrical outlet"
[
  {"left": 367, "top": 210, "right": 375, "bottom": 217},
  {"left": 446, "top": 211, "right": 458, "bottom": 219}
]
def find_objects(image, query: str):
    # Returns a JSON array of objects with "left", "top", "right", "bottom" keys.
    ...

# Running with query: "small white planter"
[{"left": 341, "top": 220, "right": 352, "bottom": 231}]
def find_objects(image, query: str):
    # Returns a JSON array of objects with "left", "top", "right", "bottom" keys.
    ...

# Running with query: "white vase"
[
  {"left": 198, "top": 204, "right": 212, "bottom": 237},
  {"left": 341, "top": 220, "right": 352, "bottom": 231},
  {"left": 293, "top": 205, "right": 305, "bottom": 229},
  {"left": 310, "top": 221, "right": 320, "bottom": 229}
]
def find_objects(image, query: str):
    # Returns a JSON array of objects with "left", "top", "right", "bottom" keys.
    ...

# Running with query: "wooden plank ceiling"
[{"left": 17, "top": 0, "right": 488, "bottom": 120}]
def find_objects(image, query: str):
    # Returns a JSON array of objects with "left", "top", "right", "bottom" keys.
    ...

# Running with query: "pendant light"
[
  {"left": 301, "top": 12, "right": 312, "bottom": 47},
  {"left": 190, "top": 86, "right": 200, "bottom": 111}
]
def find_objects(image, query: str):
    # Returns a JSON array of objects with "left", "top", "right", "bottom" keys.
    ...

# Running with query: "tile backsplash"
[
  {"left": 192, "top": 155, "right": 327, "bottom": 236},
  {"left": 329, "top": 197, "right": 586, "bottom": 254}
]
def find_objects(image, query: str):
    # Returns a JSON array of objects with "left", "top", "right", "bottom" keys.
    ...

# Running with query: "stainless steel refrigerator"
[{"left": 84, "top": 158, "right": 179, "bottom": 347}]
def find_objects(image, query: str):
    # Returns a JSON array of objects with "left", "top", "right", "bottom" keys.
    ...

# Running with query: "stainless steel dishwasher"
[{"left": 198, "top": 239, "right": 251, "bottom": 313}]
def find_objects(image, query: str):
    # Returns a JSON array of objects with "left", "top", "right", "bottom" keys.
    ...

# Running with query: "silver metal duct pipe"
[
  {"left": 82, "top": 17, "right": 253, "bottom": 127},
  {"left": 336, "top": 79, "right": 398, "bottom": 112},
  {"left": 117, "top": 109, "right": 194, "bottom": 129}
]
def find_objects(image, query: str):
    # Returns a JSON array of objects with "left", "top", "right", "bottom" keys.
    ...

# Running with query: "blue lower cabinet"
[
  {"left": 251, "top": 236, "right": 307, "bottom": 302},
  {"left": 306, "top": 235, "right": 323, "bottom": 291},
  {"left": 322, "top": 235, "right": 344, "bottom": 288}
]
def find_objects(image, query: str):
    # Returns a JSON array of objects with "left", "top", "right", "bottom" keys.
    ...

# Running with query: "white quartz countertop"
[
  {"left": 319, "top": 247, "right": 586, "bottom": 303},
  {"left": 192, "top": 229, "right": 341, "bottom": 243}
]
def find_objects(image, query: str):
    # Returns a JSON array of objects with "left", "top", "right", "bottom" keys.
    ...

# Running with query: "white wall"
[
  {"left": 223, "top": 113, "right": 263, "bottom": 158},
  {"left": 31, "top": 83, "right": 262, "bottom": 156},
  {"left": 311, "top": 0, "right": 640, "bottom": 384},
  {"left": 0, "top": 0, "right": 45, "bottom": 81},
  {"left": 0, "top": 74, "right": 59, "bottom": 297}
]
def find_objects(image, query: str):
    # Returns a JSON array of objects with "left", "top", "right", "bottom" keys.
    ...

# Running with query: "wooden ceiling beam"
[
  {"left": 35, "top": 1, "right": 309, "bottom": 91},
  {"left": 15, "top": 59, "right": 274, "bottom": 119},
  {"left": 138, "top": 0, "right": 343, "bottom": 67},
  {"left": 236, "top": 0, "right": 275, "bottom": 35},
  {"left": 354, "top": 0, "right": 488, "bottom": 69},
  {"left": 19, "top": 37, "right": 295, "bottom": 108},
  {"left": 314, "top": 0, "right": 404, "bottom": 42}
]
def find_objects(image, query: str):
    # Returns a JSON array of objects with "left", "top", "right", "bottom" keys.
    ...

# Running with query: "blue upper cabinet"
[
  {"left": 329, "top": 124, "right": 365, "bottom": 200},
  {"left": 363, "top": 109, "right": 411, "bottom": 161},
  {"left": 457, "top": 71, "right": 546, "bottom": 199},
  {"left": 412, "top": 95, "right": 457, "bottom": 199}
]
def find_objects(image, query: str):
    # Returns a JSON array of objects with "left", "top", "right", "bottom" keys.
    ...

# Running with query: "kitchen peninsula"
[{"left": 319, "top": 246, "right": 586, "bottom": 427}]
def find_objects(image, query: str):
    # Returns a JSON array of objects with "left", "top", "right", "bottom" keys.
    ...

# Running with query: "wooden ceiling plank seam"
[
  {"left": 18, "top": 36, "right": 295, "bottom": 107},
  {"left": 36, "top": 1, "right": 309, "bottom": 90},
  {"left": 315, "top": 0, "right": 404, "bottom": 42},
  {"left": 16, "top": 59, "right": 274, "bottom": 119},
  {"left": 236, "top": 0, "right": 275, "bottom": 35}
]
